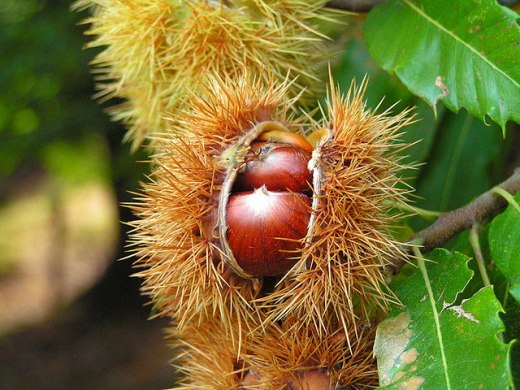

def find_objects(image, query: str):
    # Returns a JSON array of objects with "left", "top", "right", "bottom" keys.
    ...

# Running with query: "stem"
[
  {"left": 468, "top": 228, "right": 503, "bottom": 344},
  {"left": 412, "top": 168, "right": 520, "bottom": 253},
  {"left": 470, "top": 224, "right": 504, "bottom": 344},
  {"left": 389, "top": 168, "right": 520, "bottom": 272},
  {"left": 469, "top": 224, "right": 491, "bottom": 288},
  {"left": 326, "top": 0, "right": 385, "bottom": 12},
  {"left": 491, "top": 186, "right": 520, "bottom": 214},
  {"left": 503, "top": 282, "right": 510, "bottom": 309},
  {"left": 393, "top": 201, "right": 441, "bottom": 220}
]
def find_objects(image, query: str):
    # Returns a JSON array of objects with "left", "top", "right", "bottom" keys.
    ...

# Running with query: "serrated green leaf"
[
  {"left": 365, "top": 0, "right": 520, "bottom": 129},
  {"left": 489, "top": 191, "right": 520, "bottom": 303},
  {"left": 375, "top": 249, "right": 512, "bottom": 389}
]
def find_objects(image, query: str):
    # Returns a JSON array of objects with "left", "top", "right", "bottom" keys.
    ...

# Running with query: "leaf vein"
[
  {"left": 414, "top": 247, "right": 452, "bottom": 390},
  {"left": 403, "top": 0, "right": 520, "bottom": 90}
]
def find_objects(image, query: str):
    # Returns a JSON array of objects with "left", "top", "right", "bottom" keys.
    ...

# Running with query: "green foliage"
[
  {"left": 334, "top": 36, "right": 441, "bottom": 186},
  {"left": 411, "top": 111, "right": 503, "bottom": 230},
  {"left": 502, "top": 297, "right": 520, "bottom": 388},
  {"left": 374, "top": 249, "right": 512, "bottom": 389},
  {"left": 364, "top": 0, "right": 520, "bottom": 130},
  {"left": 0, "top": 0, "right": 121, "bottom": 179},
  {"left": 42, "top": 135, "right": 112, "bottom": 185},
  {"left": 356, "top": 1, "right": 520, "bottom": 385},
  {"left": 489, "top": 192, "right": 520, "bottom": 303},
  {"left": 335, "top": 37, "right": 414, "bottom": 111},
  {"left": 0, "top": 1, "right": 150, "bottom": 280}
]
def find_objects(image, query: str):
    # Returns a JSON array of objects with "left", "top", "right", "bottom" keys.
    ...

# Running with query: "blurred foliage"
[
  {"left": 0, "top": 0, "right": 147, "bottom": 194},
  {"left": 0, "top": 5, "right": 172, "bottom": 388},
  {"left": 0, "top": 0, "right": 150, "bottom": 313}
]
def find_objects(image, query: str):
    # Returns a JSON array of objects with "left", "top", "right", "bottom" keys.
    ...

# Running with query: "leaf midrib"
[
  {"left": 403, "top": 0, "right": 520, "bottom": 90},
  {"left": 416, "top": 251, "right": 452, "bottom": 390}
]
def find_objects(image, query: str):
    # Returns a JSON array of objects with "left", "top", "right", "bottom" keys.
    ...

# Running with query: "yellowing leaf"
[{"left": 375, "top": 250, "right": 513, "bottom": 389}]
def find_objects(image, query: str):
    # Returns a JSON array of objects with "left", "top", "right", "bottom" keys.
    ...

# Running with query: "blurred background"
[
  {"left": 0, "top": 1, "right": 173, "bottom": 388},
  {"left": 1, "top": 1, "right": 518, "bottom": 389}
]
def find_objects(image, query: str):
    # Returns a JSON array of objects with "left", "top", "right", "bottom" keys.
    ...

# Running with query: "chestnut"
[
  {"left": 234, "top": 142, "right": 312, "bottom": 193},
  {"left": 226, "top": 186, "right": 311, "bottom": 277},
  {"left": 286, "top": 369, "right": 331, "bottom": 390}
]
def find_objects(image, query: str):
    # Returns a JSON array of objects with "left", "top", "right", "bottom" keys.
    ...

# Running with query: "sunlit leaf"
[
  {"left": 375, "top": 249, "right": 512, "bottom": 389},
  {"left": 365, "top": 0, "right": 520, "bottom": 130}
]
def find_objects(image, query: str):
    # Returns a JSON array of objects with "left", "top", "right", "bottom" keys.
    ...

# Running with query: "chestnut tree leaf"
[
  {"left": 489, "top": 191, "right": 520, "bottom": 303},
  {"left": 374, "top": 249, "right": 513, "bottom": 389},
  {"left": 364, "top": 0, "right": 520, "bottom": 130}
]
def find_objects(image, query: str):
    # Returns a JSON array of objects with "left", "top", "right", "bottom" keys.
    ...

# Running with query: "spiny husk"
[
  {"left": 130, "top": 73, "right": 415, "bottom": 343},
  {"left": 128, "top": 74, "right": 302, "bottom": 339},
  {"left": 168, "top": 316, "right": 377, "bottom": 389},
  {"left": 257, "top": 79, "right": 415, "bottom": 338},
  {"left": 73, "top": 0, "right": 345, "bottom": 149},
  {"left": 168, "top": 317, "right": 247, "bottom": 389},
  {"left": 243, "top": 320, "right": 378, "bottom": 389}
]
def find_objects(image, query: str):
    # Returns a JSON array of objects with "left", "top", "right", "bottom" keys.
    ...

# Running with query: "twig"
[
  {"left": 492, "top": 186, "right": 520, "bottom": 214},
  {"left": 469, "top": 224, "right": 491, "bottom": 287},
  {"left": 389, "top": 168, "right": 520, "bottom": 272},
  {"left": 392, "top": 201, "right": 441, "bottom": 221},
  {"left": 413, "top": 168, "right": 520, "bottom": 251},
  {"left": 326, "top": 0, "right": 385, "bottom": 12}
]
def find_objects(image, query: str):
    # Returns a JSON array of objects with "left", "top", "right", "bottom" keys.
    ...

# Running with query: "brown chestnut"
[
  {"left": 287, "top": 369, "right": 331, "bottom": 390},
  {"left": 226, "top": 186, "right": 311, "bottom": 277},
  {"left": 234, "top": 142, "right": 312, "bottom": 193}
]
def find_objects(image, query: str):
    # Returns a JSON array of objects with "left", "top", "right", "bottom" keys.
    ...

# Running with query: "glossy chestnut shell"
[
  {"left": 219, "top": 123, "right": 314, "bottom": 279},
  {"left": 234, "top": 142, "right": 312, "bottom": 193},
  {"left": 226, "top": 187, "right": 311, "bottom": 277}
]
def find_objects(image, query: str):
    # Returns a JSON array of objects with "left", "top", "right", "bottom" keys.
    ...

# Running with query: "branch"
[
  {"left": 326, "top": 0, "right": 385, "bottom": 12},
  {"left": 390, "top": 168, "right": 520, "bottom": 272}
]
